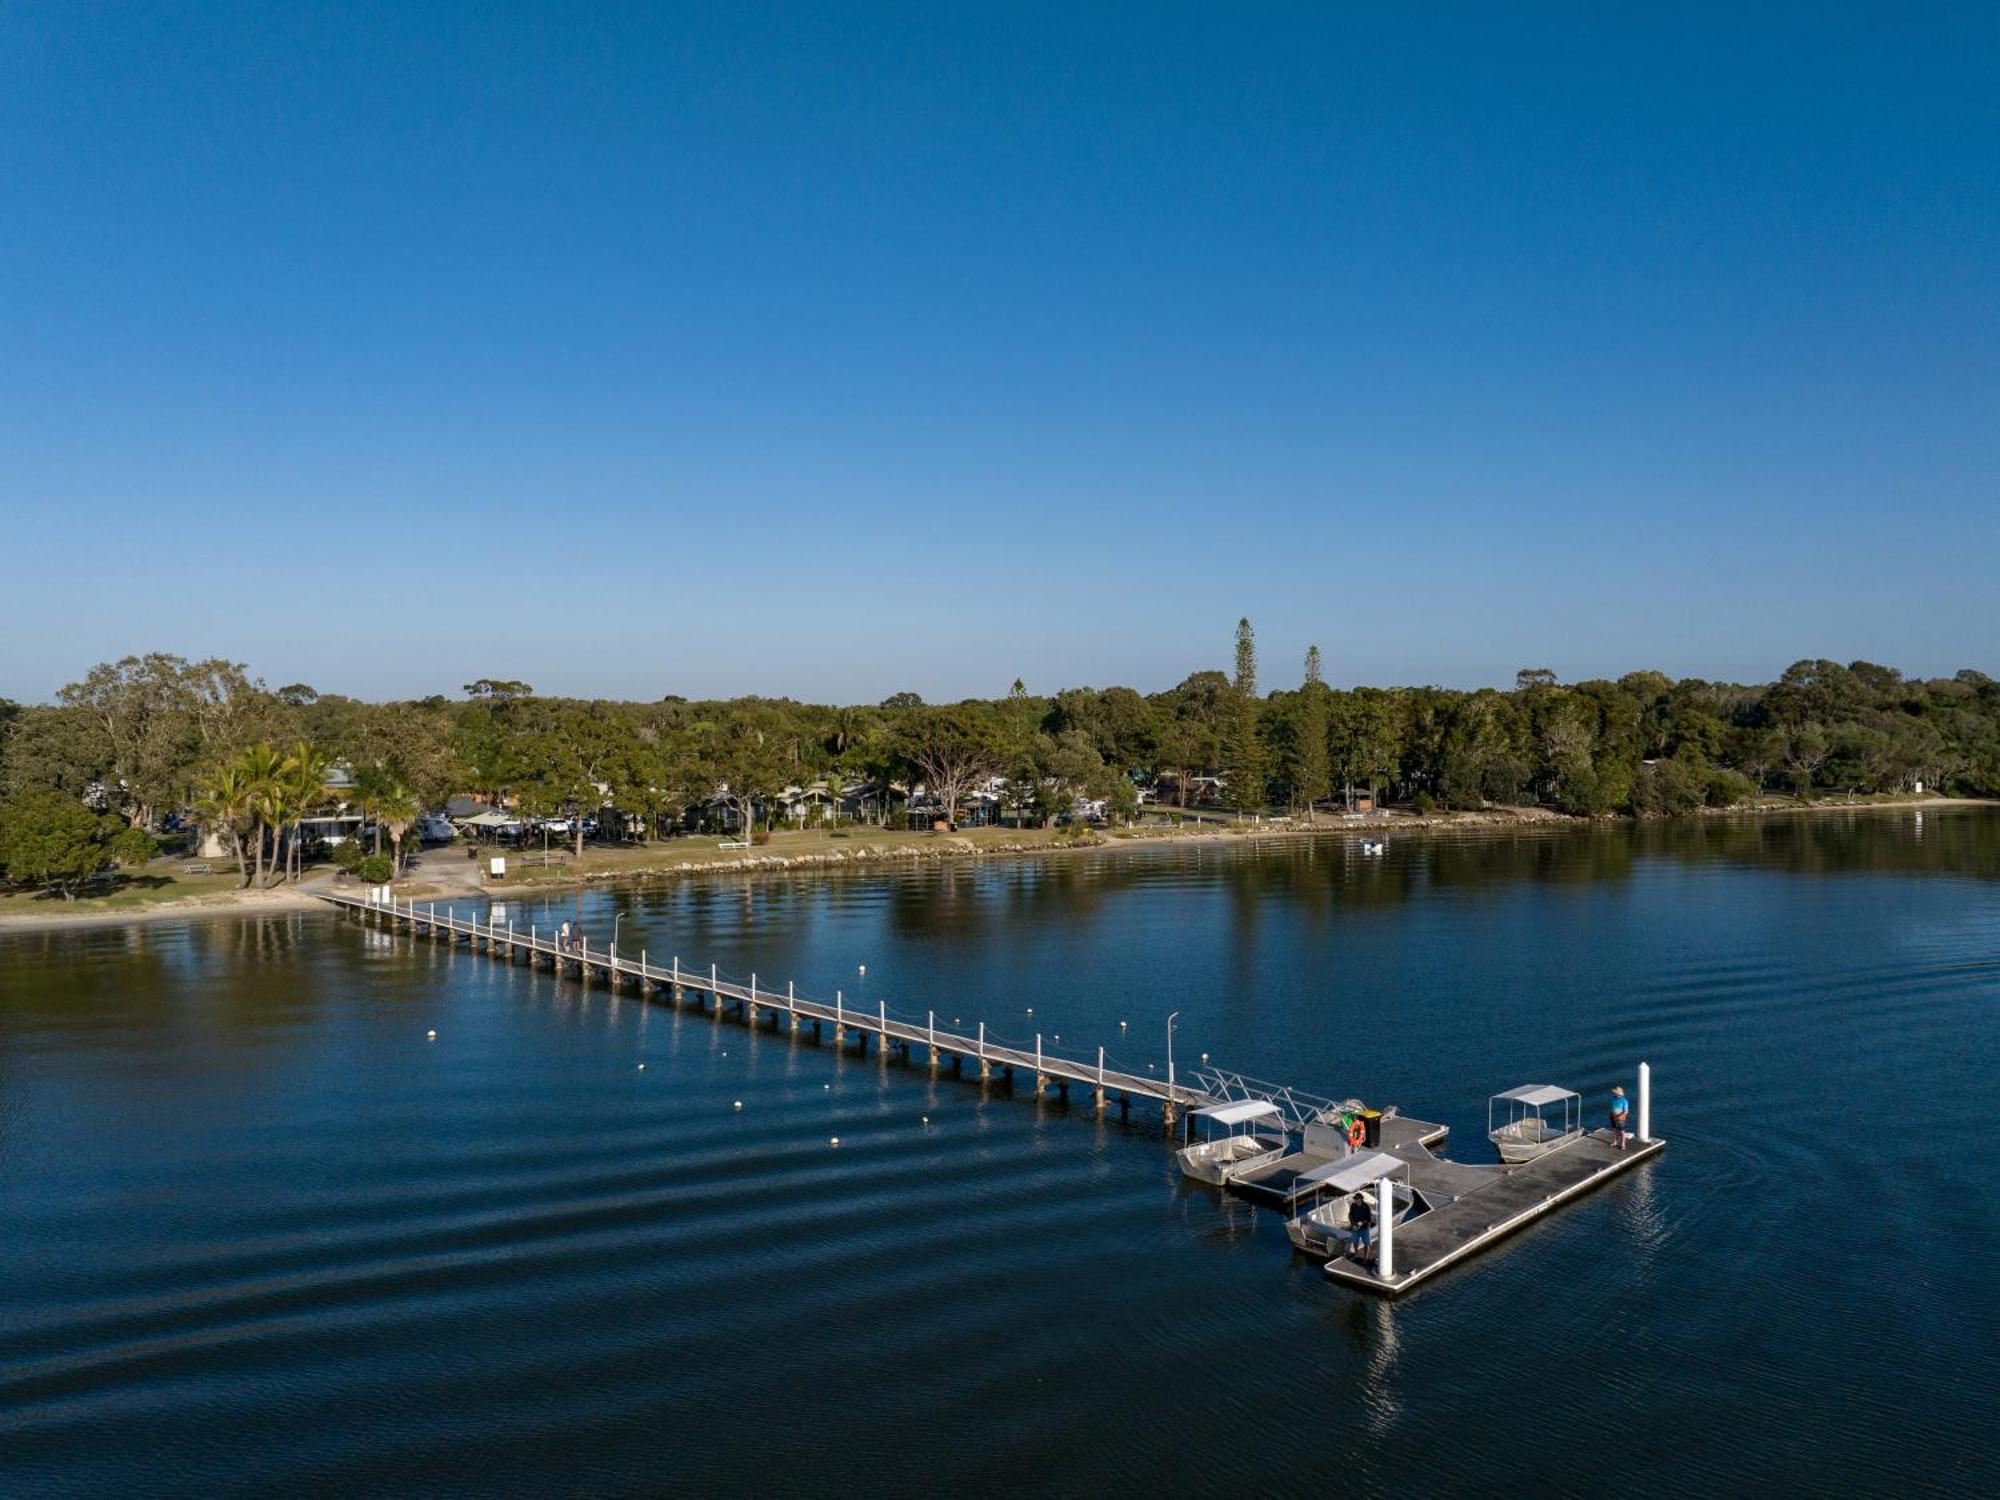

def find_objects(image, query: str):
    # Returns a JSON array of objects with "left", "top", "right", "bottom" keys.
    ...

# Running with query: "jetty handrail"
[{"left": 1188, "top": 1067, "right": 1362, "bottom": 1131}]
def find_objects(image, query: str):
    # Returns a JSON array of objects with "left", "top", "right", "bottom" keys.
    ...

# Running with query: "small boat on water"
[
  {"left": 1488, "top": 1084, "right": 1583, "bottom": 1163},
  {"left": 1176, "top": 1100, "right": 1288, "bottom": 1185},
  {"left": 1359, "top": 839, "right": 1386, "bottom": 856},
  {"left": 1284, "top": 1150, "right": 1418, "bottom": 1258}
]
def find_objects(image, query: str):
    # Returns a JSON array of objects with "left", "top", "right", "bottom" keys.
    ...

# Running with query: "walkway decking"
[
  {"left": 318, "top": 890, "right": 1214, "bottom": 1114},
  {"left": 1223, "top": 1113, "right": 1454, "bottom": 1205}
]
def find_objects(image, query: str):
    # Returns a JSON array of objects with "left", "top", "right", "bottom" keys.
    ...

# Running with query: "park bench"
[
  {"left": 182, "top": 862, "right": 214, "bottom": 875},
  {"left": 717, "top": 840, "right": 750, "bottom": 850}
]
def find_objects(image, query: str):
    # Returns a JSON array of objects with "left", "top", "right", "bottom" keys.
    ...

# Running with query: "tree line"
[{"left": 2, "top": 636, "right": 1997, "bottom": 893}]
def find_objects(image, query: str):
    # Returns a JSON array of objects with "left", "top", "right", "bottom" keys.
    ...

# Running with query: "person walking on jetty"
[
  {"left": 1609, "top": 1085, "right": 1630, "bottom": 1151},
  {"left": 558, "top": 919, "right": 572, "bottom": 955}
]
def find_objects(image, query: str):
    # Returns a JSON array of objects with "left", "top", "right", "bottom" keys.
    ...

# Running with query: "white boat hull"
[
  {"left": 1176, "top": 1136, "right": 1285, "bottom": 1186},
  {"left": 1493, "top": 1130, "right": 1583, "bottom": 1164}
]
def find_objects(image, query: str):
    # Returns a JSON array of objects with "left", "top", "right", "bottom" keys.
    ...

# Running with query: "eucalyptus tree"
[
  {"left": 512, "top": 703, "right": 634, "bottom": 858},
  {"left": 697, "top": 706, "right": 791, "bottom": 837},
  {"left": 58, "top": 654, "right": 276, "bottom": 828},
  {"left": 892, "top": 705, "right": 1005, "bottom": 828},
  {"left": 57, "top": 654, "right": 200, "bottom": 827}
]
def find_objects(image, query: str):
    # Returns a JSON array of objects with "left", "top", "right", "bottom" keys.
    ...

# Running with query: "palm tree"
[
  {"left": 376, "top": 783, "right": 422, "bottom": 873},
  {"left": 194, "top": 763, "right": 254, "bottom": 886},
  {"left": 354, "top": 764, "right": 422, "bottom": 872},
  {"left": 235, "top": 742, "right": 289, "bottom": 888},
  {"left": 280, "top": 742, "right": 332, "bottom": 882}
]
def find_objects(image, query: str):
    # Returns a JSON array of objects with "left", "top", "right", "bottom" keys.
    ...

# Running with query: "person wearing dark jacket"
[{"left": 1345, "top": 1189, "right": 1374, "bottom": 1260}]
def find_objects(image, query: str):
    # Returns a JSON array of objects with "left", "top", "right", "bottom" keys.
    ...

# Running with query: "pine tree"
[
  {"left": 1226, "top": 619, "right": 1264, "bottom": 814},
  {"left": 1296, "top": 645, "right": 1331, "bottom": 820}
]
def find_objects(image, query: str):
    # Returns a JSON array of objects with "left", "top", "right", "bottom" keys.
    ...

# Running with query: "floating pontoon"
[{"left": 1325, "top": 1063, "right": 1664, "bottom": 1296}]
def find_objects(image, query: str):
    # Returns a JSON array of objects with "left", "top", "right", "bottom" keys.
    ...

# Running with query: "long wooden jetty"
[
  {"left": 318, "top": 890, "right": 1214, "bottom": 1118},
  {"left": 318, "top": 889, "right": 1660, "bottom": 1297}
]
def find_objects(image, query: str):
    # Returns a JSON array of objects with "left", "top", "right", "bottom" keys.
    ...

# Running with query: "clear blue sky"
[{"left": 3, "top": 2, "right": 1995, "bottom": 704}]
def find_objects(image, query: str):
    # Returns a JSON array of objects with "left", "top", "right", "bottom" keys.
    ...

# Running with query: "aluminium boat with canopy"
[
  {"left": 1283, "top": 1150, "right": 1419, "bottom": 1257},
  {"left": 1175, "top": 1100, "right": 1288, "bottom": 1186},
  {"left": 1488, "top": 1084, "right": 1583, "bottom": 1163}
]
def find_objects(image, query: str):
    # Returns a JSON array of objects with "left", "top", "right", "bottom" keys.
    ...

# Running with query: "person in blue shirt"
[{"left": 1609, "top": 1086, "right": 1630, "bottom": 1151}]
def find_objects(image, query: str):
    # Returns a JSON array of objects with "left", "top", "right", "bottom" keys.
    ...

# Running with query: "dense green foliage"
[
  {"left": 0, "top": 790, "right": 157, "bottom": 896},
  {"left": 353, "top": 855, "right": 395, "bottom": 885},
  {"left": 2, "top": 647, "right": 1996, "bottom": 884}
]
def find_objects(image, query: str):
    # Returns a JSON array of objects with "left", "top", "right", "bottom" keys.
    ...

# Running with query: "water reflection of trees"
[
  {"left": 1633, "top": 807, "right": 2000, "bottom": 880},
  {"left": 544, "top": 809, "right": 1997, "bottom": 959}
]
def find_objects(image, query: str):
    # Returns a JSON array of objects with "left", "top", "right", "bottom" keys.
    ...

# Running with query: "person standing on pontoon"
[
  {"left": 1345, "top": 1189, "right": 1374, "bottom": 1261},
  {"left": 1609, "top": 1085, "right": 1630, "bottom": 1151}
]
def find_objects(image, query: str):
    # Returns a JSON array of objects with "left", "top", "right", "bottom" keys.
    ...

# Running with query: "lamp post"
[
  {"left": 612, "top": 911, "right": 625, "bottom": 960},
  {"left": 1166, "top": 1010, "right": 1180, "bottom": 1096}
]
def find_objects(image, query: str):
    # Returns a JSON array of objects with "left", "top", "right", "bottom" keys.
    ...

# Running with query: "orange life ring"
[{"left": 1346, "top": 1117, "right": 1366, "bottom": 1149}]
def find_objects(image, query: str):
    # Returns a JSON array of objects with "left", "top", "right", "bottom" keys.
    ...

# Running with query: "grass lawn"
[
  {"left": 482, "top": 823, "right": 1085, "bottom": 886},
  {"left": 0, "top": 856, "right": 256, "bottom": 915}
]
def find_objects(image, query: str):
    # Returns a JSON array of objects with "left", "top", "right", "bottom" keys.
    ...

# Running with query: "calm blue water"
[{"left": 2, "top": 811, "right": 1996, "bottom": 1496}]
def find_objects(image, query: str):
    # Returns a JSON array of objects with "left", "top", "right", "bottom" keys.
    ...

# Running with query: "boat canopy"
[
  {"left": 1296, "top": 1150, "right": 1406, "bottom": 1195},
  {"left": 1492, "top": 1084, "right": 1577, "bottom": 1108},
  {"left": 1192, "top": 1100, "right": 1284, "bottom": 1127}
]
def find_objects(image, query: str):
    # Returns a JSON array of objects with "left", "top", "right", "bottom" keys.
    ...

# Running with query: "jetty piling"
[{"left": 318, "top": 890, "right": 1211, "bottom": 1118}]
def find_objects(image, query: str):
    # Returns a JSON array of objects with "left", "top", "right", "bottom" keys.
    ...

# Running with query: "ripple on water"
[{"left": 2, "top": 815, "right": 1997, "bottom": 1498}]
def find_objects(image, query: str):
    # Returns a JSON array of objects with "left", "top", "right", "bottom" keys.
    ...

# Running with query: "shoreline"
[
  {"left": 0, "top": 885, "right": 326, "bottom": 934},
  {"left": 1, "top": 794, "right": 1988, "bottom": 936}
]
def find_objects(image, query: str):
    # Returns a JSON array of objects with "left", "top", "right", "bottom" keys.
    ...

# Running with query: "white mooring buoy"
[
  {"left": 829, "top": 1136, "right": 840, "bottom": 1147},
  {"left": 427, "top": 1029, "right": 437, "bottom": 1040},
  {"left": 733, "top": 1100, "right": 743, "bottom": 1110}
]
